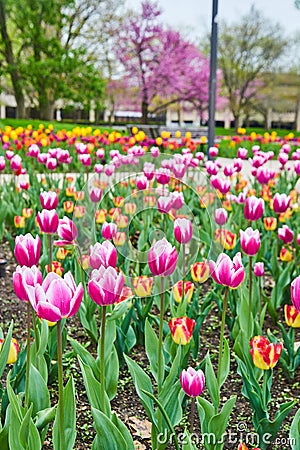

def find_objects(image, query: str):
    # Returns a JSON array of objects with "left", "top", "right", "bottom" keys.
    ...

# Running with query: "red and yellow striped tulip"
[
  {"left": 0, "top": 338, "right": 19, "bottom": 364},
  {"left": 132, "top": 276, "right": 153, "bottom": 297},
  {"left": 190, "top": 262, "right": 210, "bottom": 283},
  {"left": 172, "top": 280, "right": 194, "bottom": 303},
  {"left": 168, "top": 317, "right": 195, "bottom": 345},
  {"left": 284, "top": 304, "right": 300, "bottom": 328},
  {"left": 250, "top": 336, "right": 282, "bottom": 370}
]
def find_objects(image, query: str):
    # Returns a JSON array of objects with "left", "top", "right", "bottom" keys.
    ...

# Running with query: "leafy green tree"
[{"left": 0, "top": 0, "right": 106, "bottom": 120}]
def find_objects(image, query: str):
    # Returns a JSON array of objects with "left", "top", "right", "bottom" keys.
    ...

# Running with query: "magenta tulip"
[
  {"left": 148, "top": 237, "right": 178, "bottom": 277},
  {"left": 170, "top": 192, "right": 184, "bottom": 210},
  {"left": 214, "top": 208, "right": 228, "bottom": 226},
  {"left": 88, "top": 266, "right": 124, "bottom": 306},
  {"left": 57, "top": 216, "right": 78, "bottom": 244},
  {"left": 37, "top": 209, "right": 59, "bottom": 234},
  {"left": 209, "top": 252, "right": 245, "bottom": 289},
  {"left": 14, "top": 234, "right": 41, "bottom": 267},
  {"left": 13, "top": 265, "right": 43, "bottom": 302},
  {"left": 155, "top": 168, "right": 170, "bottom": 185},
  {"left": 27, "top": 272, "right": 84, "bottom": 322},
  {"left": 173, "top": 163, "right": 186, "bottom": 178},
  {"left": 273, "top": 193, "right": 291, "bottom": 214},
  {"left": 238, "top": 147, "right": 248, "bottom": 159},
  {"left": 240, "top": 227, "right": 261, "bottom": 256},
  {"left": 136, "top": 175, "right": 148, "bottom": 190},
  {"left": 89, "top": 187, "right": 102, "bottom": 203},
  {"left": 0, "top": 156, "right": 6, "bottom": 171},
  {"left": 254, "top": 262, "right": 264, "bottom": 277},
  {"left": 278, "top": 225, "right": 294, "bottom": 245},
  {"left": 174, "top": 218, "right": 193, "bottom": 244},
  {"left": 180, "top": 367, "right": 205, "bottom": 397},
  {"left": 208, "top": 146, "right": 218, "bottom": 158},
  {"left": 244, "top": 196, "right": 264, "bottom": 221},
  {"left": 101, "top": 222, "right": 117, "bottom": 240},
  {"left": 291, "top": 276, "right": 300, "bottom": 311},
  {"left": 89, "top": 241, "right": 117, "bottom": 269},
  {"left": 40, "top": 191, "right": 59, "bottom": 210},
  {"left": 157, "top": 196, "right": 173, "bottom": 214},
  {"left": 143, "top": 162, "right": 155, "bottom": 180}
]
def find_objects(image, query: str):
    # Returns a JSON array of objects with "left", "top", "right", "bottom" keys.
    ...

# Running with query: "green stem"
[
  {"left": 31, "top": 306, "right": 39, "bottom": 351},
  {"left": 100, "top": 306, "right": 107, "bottom": 412},
  {"left": 158, "top": 277, "right": 165, "bottom": 393},
  {"left": 190, "top": 397, "right": 196, "bottom": 433},
  {"left": 248, "top": 256, "right": 253, "bottom": 336},
  {"left": 25, "top": 302, "right": 31, "bottom": 407},
  {"left": 182, "top": 244, "right": 185, "bottom": 303},
  {"left": 217, "top": 287, "right": 229, "bottom": 385},
  {"left": 57, "top": 320, "right": 65, "bottom": 450},
  {"left": 48, "top": 234, "right": 52, "bottom": 272}
]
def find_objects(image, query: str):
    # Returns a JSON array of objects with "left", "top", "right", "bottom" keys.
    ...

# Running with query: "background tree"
[
  {"left": 0, "top": 0, "right": 107, "bottom": 120},
  {"left": 115, "top": 1, "right": 212, "bottom": 124},
  {"left": 217, "top": 6, "right": 287, "bottom": 129}
]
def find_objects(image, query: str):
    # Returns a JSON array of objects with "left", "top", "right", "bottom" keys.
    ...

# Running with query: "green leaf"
[
  {"left": 78, "top": 357, "right": 110, "bottom": 416},
  {"left": 290, "top": 407, "right": 300, "bottom": 450},
  {"left": 111, "top": 413, "right": 134, "bottom": 450},
  {"left": 91, "top": 407, "right": 128, "bottom": 450},
  {"left": 218, "top": 338, "right": 230, "bottom": 388},
  {"left": 107, "top": 300, "right": 131, "bottom": 322},
  {"left": 0, "top": 321, "right": 13, "bottom": 378},
  {"left": 205, "top": 353, "right": 220, "bottom": 410},
  {"left": 28, "top": 364, "right": 50, "bottom": 416},
  {"left": 197, "top": 397, "right": 215, "bottom": 434},
  {"left": 69, "top": 337, "right": 99, "bottom": 378},
  {"left": 35, "top": 406, "right": 56, "bottom": 431},
  {"left": 0, "top": 406, "right": 10, "bottom": 450},
  {"left": 124, "top": 355, "right": 156, "bottom": 426},
  {"left": 105, "top": 345, "right": 119, "bottom": 400},
  {"left": 145, "top": 319, "right": 159, "bottom": 383},
  {"left": 208, "top": 396, "right": 236, "bottom": 439},
  {"left": 53, "top": 377, "right": 76, "bottom": 450},
  {"left": 19, "top": 404, "right": 42, "bottom": 450}
]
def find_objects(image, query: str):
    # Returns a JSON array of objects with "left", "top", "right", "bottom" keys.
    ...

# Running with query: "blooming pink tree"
[{"left": 114, "top": 1, "right": 213, "bottom": 123}]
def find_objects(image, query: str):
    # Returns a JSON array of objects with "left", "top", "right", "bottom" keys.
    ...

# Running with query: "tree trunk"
[
  {"left": 39, "top": 99, "right": 54, "bottom": 121},
  {"left": 295, "top": 97, "right": 300, "bottom": 132},
  {"left": 142, "top": 100, "right": 148, "bottom": 124},
  {"left": 0, "top": 0, "right": 26, "bottom": 118}
]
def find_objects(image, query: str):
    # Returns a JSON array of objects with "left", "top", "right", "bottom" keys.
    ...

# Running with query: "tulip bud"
[
  {"left": 36, "top": 209, "right": 59, "bottom": 234},
  {"left": 291, "top": 276, "right": 300, "bottom": 311},
  {"left": 250, "top": 336, "right": 282, "bottom": 370},
  {"left": 174, "top": 218, "right": 193, "bottom": 244},
  {"left": 88, "top": 266, "right": 124, "bottom": 306},
  {"left": 148, "top": 238, "right": 178, "bottom": 277},
  {"left": 240, "top": 227, "right": 261, "bottom": 256},
  {"left": 14, "top": 234, "right": 41, "bottom": 267},
  {"left": 285, "top": 304, "right": 300, "bottom": 327},
  {"left": 244, "top": 196, "right": 264, "bottom": 221},
  {"left": 168, "top": 317, "right": 195, "bottom": 345},
  {"left": 172, "top": 281, "right": 194, "bottom": 303},
  {"left": 89, "top": 187, "right": 102, "bottom": 203},
  {"left": 214, "top": 208, "right": 228, "bottom": 226},
  {"left": 180, "top": 367, "right": 205, "bottom": 397},
  {"left": 190, "top": 262, "right": 209, "bottom": 283},
  {"left": 40, "top": 191, "right": 59, "bottom": 210},
  {"left": 254, "top": 262, "right": 264, "bottom": 277},
  {"left": 132, "top": 276, "right": 153, "bottom": 297},
  {"left": 0, "top": 338, "right": 19, "bottom": 364},
  {"left": 101, "top": 222, "right": 117, "bottom": 240}
]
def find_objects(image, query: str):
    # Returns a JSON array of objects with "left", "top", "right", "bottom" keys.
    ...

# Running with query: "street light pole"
[{"left": 208, "top": 0, "right": 219, "bottom": 150}]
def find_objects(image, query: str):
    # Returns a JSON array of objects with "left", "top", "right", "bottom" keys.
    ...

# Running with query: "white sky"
[{"left": 125, "top": 0, "right": 300, "bottom": 38}]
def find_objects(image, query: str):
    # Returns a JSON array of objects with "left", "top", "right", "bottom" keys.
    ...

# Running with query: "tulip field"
[{"left": 1, "top": 123, "right": 300, "bottom": 449}]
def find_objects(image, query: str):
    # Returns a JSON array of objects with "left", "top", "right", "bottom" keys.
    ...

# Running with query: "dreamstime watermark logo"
[
  {"left": 72, "top": 150, "right": 225, "bottom": 294},
  {"left": 157, "top": 422, "right": 295, "bottom": 447}
]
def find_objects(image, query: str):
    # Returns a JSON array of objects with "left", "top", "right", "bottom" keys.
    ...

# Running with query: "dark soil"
[{"left": 0, "top": 239, "right": 299, "bottom": 450}]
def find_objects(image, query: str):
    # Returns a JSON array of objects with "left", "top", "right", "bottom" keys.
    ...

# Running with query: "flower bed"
[{"left": 0, "top": 124, "right": 300, "bottom": 449}]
